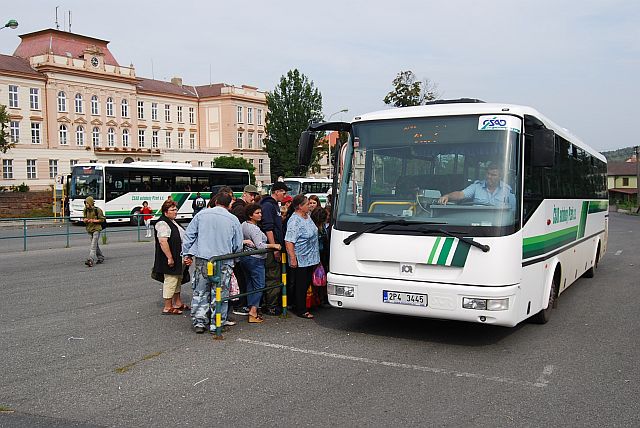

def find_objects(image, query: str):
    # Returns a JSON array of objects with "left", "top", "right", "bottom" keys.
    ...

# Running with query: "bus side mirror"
[
  {"left": 298, "top": 131, "right": 316, "bottom": 168},
  {"left": 532, "top": 129, "right": 555, "bottom": 167}
]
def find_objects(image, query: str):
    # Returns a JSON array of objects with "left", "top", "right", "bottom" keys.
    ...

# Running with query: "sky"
[{"left": 1, "top": 0, "right": 638, "bottom": 152}]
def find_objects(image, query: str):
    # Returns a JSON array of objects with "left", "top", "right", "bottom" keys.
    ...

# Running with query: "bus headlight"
[
  {"left": 328, "top": 283, "right": 355, "bottom": 297},
  {"left": 462, "top": 298, "right": 509, "bottom": 311}
]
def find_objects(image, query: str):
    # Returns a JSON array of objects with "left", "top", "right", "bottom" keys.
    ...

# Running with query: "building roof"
[
  {"left": 195, "top": 83, "right": 227, "bottom": 98},
  {"left": 136, "top": 77, "right": 198, "bottom": 98},
  {"left": 13, "top": 29, "right": 120, "bottom": 66},
  {"left": 0, "top": 54, "right": 44, "bottom": 77},
  {"left": 608, "top": 161, "right": 638, "bottom": 176},
  {"left": 609, "top": 188, "right": 638, "bottom": 195}
]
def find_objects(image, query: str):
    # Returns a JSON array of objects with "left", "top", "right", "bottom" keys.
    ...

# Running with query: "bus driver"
[{"left": 438, "top": 162, "right": 515, "bottom": 209}]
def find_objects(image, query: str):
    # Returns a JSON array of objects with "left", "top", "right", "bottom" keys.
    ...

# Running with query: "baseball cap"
[
  {"left": 243, "top": 184, "right": 259, "bottom": 194},
  {"left": 282, "top": 195, "right": 293, "bottom": 203},
  {"left": 271, "top": 182, "right": 291, "bottom": 192}
]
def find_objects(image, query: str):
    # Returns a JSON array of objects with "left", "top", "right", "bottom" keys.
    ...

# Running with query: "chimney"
[{"left": 171, "top": 76, "right": 183, "bottom": 86}]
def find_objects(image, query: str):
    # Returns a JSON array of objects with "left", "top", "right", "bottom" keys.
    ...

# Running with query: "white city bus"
[
  {"left": 298, "top": 100, "right": 608, "bottom": 326},
  {"left": 69, "top": 162, "right": 250, "bottom": 224},
  {"left": 283, "top": 177, "right": 332, "bottom": 206}
]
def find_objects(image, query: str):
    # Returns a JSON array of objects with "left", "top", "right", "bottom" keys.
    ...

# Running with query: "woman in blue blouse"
[{"left": 284, "top": 195, "right": 320, "bottom": 319}]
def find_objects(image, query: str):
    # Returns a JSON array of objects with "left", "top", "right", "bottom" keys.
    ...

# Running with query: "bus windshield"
[
  {"left": 337, "top": 115, "right": 521, "bottom": 236},
  {"left": 70, "top": 166, "right": 104, "bottom": 200}
]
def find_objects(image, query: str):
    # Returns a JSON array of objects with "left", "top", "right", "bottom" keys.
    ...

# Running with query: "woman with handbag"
[
  {"left": 284, "top": 195, "right": 320, "bottom": 319},
  {"left": 153, "top": 200, "right": 191, "bottom": 315}
]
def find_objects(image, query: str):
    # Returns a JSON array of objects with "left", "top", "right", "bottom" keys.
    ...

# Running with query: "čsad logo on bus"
[{"left": 478, "top": 115, "right": 521, "bottom": 133}]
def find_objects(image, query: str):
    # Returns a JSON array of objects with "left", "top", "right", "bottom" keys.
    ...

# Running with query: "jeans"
[
  {"left": 240, "top": 256, "right": 266, "bottom": 308},
  {"left": 191, "top": 259, "right": 231, "bottom": 331},
  {"left": 88, "top": 231, "right": 104, "bottom": 263}
]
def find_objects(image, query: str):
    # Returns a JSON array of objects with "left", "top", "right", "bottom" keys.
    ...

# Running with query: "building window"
[
  {"left": 70, "top": 159, "right": 78, "bottom": 169},
  {"left": 137, "top": 101, "right": 144, "bottom": 119},
  {"left": 258, "top": 159, "right": 264, "bottom": 175},
  {"left": 122, "top": 129, "right": 130, "bottom": 147},
  {"left": 623, "top": 177, "right": 629, "bottom": 186},
  {"left": 57, "top": 91, "right": 67, "bottom": 112},
  {"left": 211, "top": 160, "right": 215, "bottom": 168},
  {"left": 237, "top": 106, "right": 243, "bottom": 123},
  {"left": 198, "top": 161, "right": 204, "bottom": 167},
  {"left": 247, "top": 107, "right": 253, "bottom": 124},
  {"left": 49, "top": 159, "right": 58, "bottom": 178},
  {"left": 151, "top": 103, "right": 158, "bottom": 120},
  {"left": 237, "top": 131, "right": 243, "bottom": 148},
  {"left": 177, "top": 132, "right": 184, "bottom": 149},
  {"left": 189, "top": 107, "right": 195, "bottom": 124},
  {"left": 121, "top": 99, "right": 129, "bottom": 118},
  {"left": 10, "top": 121, "right": 19, "bottom": 143},
  {"left": 30, "top": 88, "right": 40, "bottom": 110},
  {"left": 107, "top": 128, "right": 115, "bottom": 147},
  {"left": 189, "top": 133, "right": 195, "bottom": 149},
  {"left": 31, "top": 122, "right": 41, "bottom": 144},
  {"left": 92, "top": 127, "right": 100, "bottom": 147},
  {"left": 257, "top": 109, "right": 263, "bottom": 125},
  {"left": 152, "top": 130, "right": 159, "bottom": 148},
  {"left": 76, "top": 125, "right": 85, "bottom": 146},
  {"left": 248, "top": 132, "right": 253, "bottom": 149},
  {"left": 165, "top": 131, "right": 171, "bottom": 148},
  {"left": 107, "top": 160, "right": 116, "bottom": 164},
  {"left": 91, "top": 95, "right": 99, "bottom": 115},
  {"left": 257, "top": 133, "right": 264, "bottom": 149},
  {"left": 106, "top": 97, "right": 114, "bottom": 116},
  {"left": 59, "top": 124, "right": 68, "bottom": 145},
  {"left": 177, "top": 106, "right": 183, "bottom": 123},
  {"left": 75, "top": 93, "right": 84, "bottom": 114},
  {"left": 3, "top": 159, "right": 14, "bottom": 179},
  {"left": 138, "top": 129, "right": 145, "bottom": 148},
  {"left": 164, "top": 104, "right": 171, "bottom": 122},
  {"left": 8, "top": 85, "right": 18, "bottom": 108},
  {"left": 27, "top": 159, "right": 37, "bottom": 179}
]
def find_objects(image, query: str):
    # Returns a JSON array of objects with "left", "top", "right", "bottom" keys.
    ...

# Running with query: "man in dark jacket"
[
  {"left": 259, "top": 181, "right": 289, "bottom": 315},
  {"left": 83, "top": 196, "right": 106, "bottom": 267}
]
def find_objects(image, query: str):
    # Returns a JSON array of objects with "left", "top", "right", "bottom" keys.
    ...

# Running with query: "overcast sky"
[{"left": 2, "top": 0, "right": 638, "bottom": 152}]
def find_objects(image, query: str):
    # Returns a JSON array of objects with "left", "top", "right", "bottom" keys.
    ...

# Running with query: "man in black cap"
[{"left": 259, "top": 181, "right": 290, "bottom": 315}]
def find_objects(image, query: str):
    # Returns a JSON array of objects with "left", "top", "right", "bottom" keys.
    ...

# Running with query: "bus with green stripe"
[
  {"left": 69, "top": 162, "right": 249, "bottom": 224},
  {"left": 298, "top": 99, "right": 607, "bottom": 326}
]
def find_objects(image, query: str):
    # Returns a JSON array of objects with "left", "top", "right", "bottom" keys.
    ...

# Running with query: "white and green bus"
[
  {"left": 298, "top": 100, "right": 608, "bottom": 326},
  {"left": 69, "top": 162, "right": 250, "bottom": 224},
  {"left": 283, "top": 177, "right": 332, "bottom": 207}
]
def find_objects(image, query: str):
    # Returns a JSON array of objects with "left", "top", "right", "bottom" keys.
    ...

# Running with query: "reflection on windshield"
[
  {"left": 336, "top": 115, "right": 521, "bottom": 236},
  {"left": 284, "top": 181, "right": 301, "bottom": 196},
  {"left": 71, "top": 167, "right": 104, "bottom": 200}
]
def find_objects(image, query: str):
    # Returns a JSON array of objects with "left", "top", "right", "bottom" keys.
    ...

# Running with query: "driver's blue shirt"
[{"left": 462, "top": 180, "right": 515, "bottom": 208}]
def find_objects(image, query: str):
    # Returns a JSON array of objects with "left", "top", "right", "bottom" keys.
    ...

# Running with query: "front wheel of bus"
[
  {"left": 130, "top": 208, "right": 141, "bottom": 226},
  {"left": 531, "top": 275, "right": 558, "bottom": 324}
]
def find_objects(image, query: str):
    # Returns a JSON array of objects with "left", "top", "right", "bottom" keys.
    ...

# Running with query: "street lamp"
[
  {"left": 326, "top": 108, "right": 348, "bottom": 178},
  {"left": 0, "top": 19, "right": 18, "bottom": 30}
]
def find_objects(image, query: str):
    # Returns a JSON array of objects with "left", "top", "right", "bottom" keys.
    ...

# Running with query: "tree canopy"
[
  {"left": 383, "top": 70, "right": 439, "bottom": 107},
  {"left": 265, "top": 69, "right": 323, "bottom": 179},
  {"left": 212, "top": 155, "right": 256, "bottom": 184},
  {"left": 0, "top": 104, "right": 15, "bottom": 154}
]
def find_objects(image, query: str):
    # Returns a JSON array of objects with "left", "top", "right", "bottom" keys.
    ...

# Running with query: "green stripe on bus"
[
  {"left": 577, "top": 201, "right": 589, "bottom": 238},
  {"left": 437, "top": 237, "right": 454, "bottom": 265},
  {"left": 522, "top": 226, "right": 578, "bottom": 259},
  {"left": 427, "top": 237, "right": 441, "bottom": 264},
  {"left": 588, "top": 200, "right": 608, "bottom": 213},
  {"left": 171, "top": 193, "right": 190, "bottom": 208},
  {"left": 450, "top": 240, "right": 472, "bottom": 267}
]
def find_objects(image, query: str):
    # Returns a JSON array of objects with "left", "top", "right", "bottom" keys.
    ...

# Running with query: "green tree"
[
  {"left": 0, "top": 104, "right": 15, "bottom": 154},
  {"left": 383, "top": 70, "right": 439, "bottom": 107},
  {"left": 265, "top": 69, "right": 323, "bottom": 179},
  {"left": 212, "top": 155, "right": 256, "bottom": 184}
]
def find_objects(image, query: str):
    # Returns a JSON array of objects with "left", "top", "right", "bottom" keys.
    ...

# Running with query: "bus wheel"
[
  {"left": 130, "top": 208, "right": 141, "bottom": 226},
  {"left": 531, "top": 275, "right": 558, "bottom": 324},
  {"left": 583, "top": 243, "right": 600, "bottom": 278}
]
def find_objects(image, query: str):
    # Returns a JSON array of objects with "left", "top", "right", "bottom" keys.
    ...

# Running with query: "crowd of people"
[{"left": 149, "top": 183, "right": 331, "bottom": 334}]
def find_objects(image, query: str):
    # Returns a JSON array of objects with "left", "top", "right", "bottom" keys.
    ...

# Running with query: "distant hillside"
[{"left": 601, "top": 146, "right": 636, "bottom": 163}]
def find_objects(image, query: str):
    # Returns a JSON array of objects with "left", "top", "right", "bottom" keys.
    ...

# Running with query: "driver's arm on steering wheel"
[{"left": 438, "top": 190, "right": 466, "bottom": 205}]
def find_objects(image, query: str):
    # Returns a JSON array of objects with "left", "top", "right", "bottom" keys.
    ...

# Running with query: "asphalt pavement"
[{"left": 0, "top": 212, "right": 638, "bottom": 427}]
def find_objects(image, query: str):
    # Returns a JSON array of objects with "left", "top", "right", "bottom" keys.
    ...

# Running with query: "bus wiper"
[
  {"left": 343, "top": 219, "right": 447, "bottom": 245},
  {"left": 418, "top": 228, "right": 490, "bottom": 253}
]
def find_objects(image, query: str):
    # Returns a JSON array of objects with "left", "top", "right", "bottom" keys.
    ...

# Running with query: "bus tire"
[
  {"left": 583, "top": 243, "right": 600, "bottom": 278},
  {"left": 130, "top": 207, "right": 141, "bottom": 226},
  {"left": 531, "top": 271, "right": 559, "bottom": 324}
]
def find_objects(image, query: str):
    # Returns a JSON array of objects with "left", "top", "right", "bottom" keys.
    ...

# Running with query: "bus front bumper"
[{"left": 327, "top": 273, "right": 523, "bottom": 327}]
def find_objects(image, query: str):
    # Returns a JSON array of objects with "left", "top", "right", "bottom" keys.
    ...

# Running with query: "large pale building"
[{"left": 0, "top": 29, "right": 270, "bottom": 190}]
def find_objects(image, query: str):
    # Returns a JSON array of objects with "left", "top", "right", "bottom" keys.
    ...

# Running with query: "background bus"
[
  {"left": 69, "top": 162, "right": 249, "bottom": 224},
  {"left": 298, "top": 100, "right": 608, "bottom": 327},
  {"left": 283, "top": 177, "right": 332, "bottom": 206}
]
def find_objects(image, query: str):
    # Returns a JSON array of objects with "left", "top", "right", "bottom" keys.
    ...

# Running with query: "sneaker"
[
  {"left": 84, "top": 259, "right": 93, "bottom": 267},
  {"left": 96, "top": 259, "right": 104, "bottom": 264},
  {"left": 194, "top": 325, "right": 206, "bottom": 334},
  {"left": 232, "top": 307, "right": 250, "bottom": 316},
  {"left": 222, "top": 320, "right": 237, "bottom": 327}
]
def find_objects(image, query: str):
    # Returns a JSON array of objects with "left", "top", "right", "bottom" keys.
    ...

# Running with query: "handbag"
[
  {"left": 229, "top": 272, "right": 239, "bottom": 301},
  {"left": 312, "top": 264, "right": 327, "bottom": 287}
]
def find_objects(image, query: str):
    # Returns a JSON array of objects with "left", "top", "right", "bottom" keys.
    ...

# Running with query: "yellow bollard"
[{"left": 207, "top": 261, "right": 214, "bottom": 276}]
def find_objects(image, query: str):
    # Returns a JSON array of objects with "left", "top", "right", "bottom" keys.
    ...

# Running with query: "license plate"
[{"left": 383, "top": 290, "right": 427, "bottom": 307}]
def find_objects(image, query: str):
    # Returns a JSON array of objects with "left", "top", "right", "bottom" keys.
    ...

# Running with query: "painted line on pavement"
[
  {"left": 237, "top": 338, "right": 554, "bottom": 388},
  {"left": 615, "top": 250, "right": 623, "bottom": 256}
]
